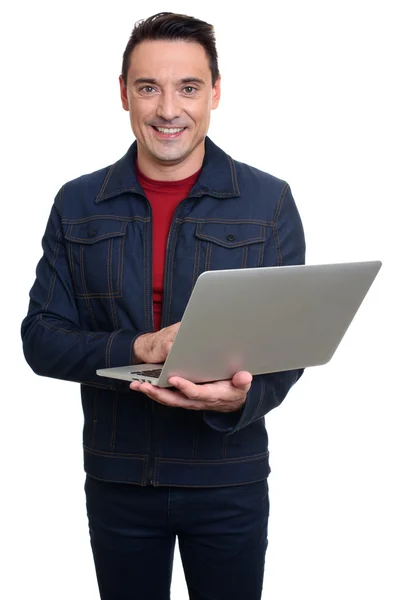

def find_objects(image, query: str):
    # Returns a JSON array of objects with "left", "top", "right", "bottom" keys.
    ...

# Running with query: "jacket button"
[
  {"left": 226, "top": 233, "right": 236, "bottom": 241},
  {"left": 87, "top": 229, "right": 97, "bottom": 238}
]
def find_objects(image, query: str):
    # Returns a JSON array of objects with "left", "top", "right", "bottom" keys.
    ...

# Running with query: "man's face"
[{"left": 119, "top": 40, "right": 221, "bottom": 168}]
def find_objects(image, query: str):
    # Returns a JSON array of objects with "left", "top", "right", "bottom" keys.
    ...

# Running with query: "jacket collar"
[{"left": 95, "top": 136, "right": 240, "bottom": 203}]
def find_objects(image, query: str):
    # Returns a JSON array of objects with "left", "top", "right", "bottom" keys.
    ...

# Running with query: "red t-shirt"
[{"left": 136, "top": 163, "right": 201, "bottom": 331}]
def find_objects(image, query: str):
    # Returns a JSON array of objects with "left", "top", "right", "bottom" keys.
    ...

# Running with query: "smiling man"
[
  {"left": 122, "top": 40, "right": 219, "bottom": 175},
  {"left": 21, "top": 12, "right": 306, "bottom": 600}
]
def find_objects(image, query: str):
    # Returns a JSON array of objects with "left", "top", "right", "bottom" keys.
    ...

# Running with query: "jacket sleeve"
[
  {"left": 21, "top": 189, "right": 142, "bottom": 388},
  {"left": 203, "top": 183, "right": 306, "bottom": 435}
]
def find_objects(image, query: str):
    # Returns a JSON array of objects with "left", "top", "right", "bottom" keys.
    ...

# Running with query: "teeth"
[{"left": 155, "top": 127, "right": 184, "bottom": 134}]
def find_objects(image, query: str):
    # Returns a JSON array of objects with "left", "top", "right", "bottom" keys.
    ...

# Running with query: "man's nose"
[{"left": 156, "top": 91, "right": 182, "bottom": 121}]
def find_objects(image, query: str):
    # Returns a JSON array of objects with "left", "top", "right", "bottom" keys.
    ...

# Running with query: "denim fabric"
[
  {"left": 85, "top": 474, "right": 269, "bottom": 600},
  {"left": 21, "top": 136, "right": 306, "bottom": 486}
]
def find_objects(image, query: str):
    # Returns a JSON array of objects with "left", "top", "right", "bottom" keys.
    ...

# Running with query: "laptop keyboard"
[{"left": 131, "top": 369, "right": 162, "bottom": 378}]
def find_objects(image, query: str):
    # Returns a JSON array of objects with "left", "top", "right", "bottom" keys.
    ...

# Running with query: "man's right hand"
[{"left": 133, "top": 322, "right": 181, "bottom": 364}]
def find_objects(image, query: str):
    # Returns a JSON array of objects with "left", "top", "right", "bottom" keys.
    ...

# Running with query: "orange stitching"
[
  {"left": 205, "top": 241, "right": 212, "bottom": 270},
  {"left": 109, "top": 393, "right": 118, "bottom": 452},
  {"left": 84, "top": 445, "right": 147, "bottom": 459},
  {"left": 91, "top": 390, "right": 97, "bottom": 447},
  {"left": 79, "top": 245, "right": 98, "bottom": 330},
  {"left": 191, "top": 235, "right": 200, "bottom": 291},
  {"left": 74, "top": 292, "right": 123, "bottom": 298},
  {"left": 273, "top": 182, "right": 289, "bottom": 223},
  {"left": 196, "top": 233, "right": 264, "bottom": 246},
  {"left": 38, "top": 320, "right": 82, "bottom": 337},
  {"left": 254, "top": 378, "right": 266, "bottom": 421},
  {"left": 188, "top": 218, "right": 274, "bottom": 225},
  {"left": 117, "top": 223, "right": 126, "bottom": 297},
  {"left": 156, "top": 478, "right": 268, "bottom": 488},
  {"left": 241, "top": 245, "right": 248, "bottom": 268},
  {"left": 143, "top": 220, "right": 149, "bottom": 329},
  {"left": 62, "top": 216, "right": 150, "bottom": 224},
  {"left": 166, "top": 225, "right": 178, "bottom": 325},
  {"left": 107, "top": 239, "right": 119, "bottom": 330},
  {"left": 43, "top": 231, "right": 61, "bottom": 312},
  {"left": 157, "top": 452, "right": 267, "bottom": 465},
  {"left": 228, "top": 155, "right": 240, "bottom": 194},
  {"left": 65, "top": 232, "right": 125, "bottom": 244}
]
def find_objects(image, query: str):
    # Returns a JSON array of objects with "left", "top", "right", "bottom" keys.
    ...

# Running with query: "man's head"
[{"left": 119, "top": 12, "right": 221, "bottom": 178}]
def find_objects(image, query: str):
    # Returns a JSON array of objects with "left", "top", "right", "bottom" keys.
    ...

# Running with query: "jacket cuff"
[
  {"left": 202, "top": 377, "right": 263, "bottom": 435},
  {"left": 105, "top": 329, "right": 140, "bottom": 368},
  {"left": 100, "top": 329, "right": 143, "bottom": 392},
  {"left": 109, "top": 330, "right": 145, "bottom": 367}
]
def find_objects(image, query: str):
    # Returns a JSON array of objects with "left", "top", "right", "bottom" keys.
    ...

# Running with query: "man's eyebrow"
[
  {"left": 133, "top": 77, "right": 206, "bottom": 86},
  {"left": 180, "top": 77, "right": 206, "bottom": 85},
  {"left": 133, "top": 78, "right": 158, "bottom": 85}
]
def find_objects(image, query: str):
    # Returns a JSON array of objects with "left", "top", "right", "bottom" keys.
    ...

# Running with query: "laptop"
[{"left": 96, "top": 261, "right": 382, "bottom": 387}]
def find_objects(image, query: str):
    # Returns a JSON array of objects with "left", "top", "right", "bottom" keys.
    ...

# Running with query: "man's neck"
[{"left": 136, "top": 141, "right": 205, "bottom": 181}]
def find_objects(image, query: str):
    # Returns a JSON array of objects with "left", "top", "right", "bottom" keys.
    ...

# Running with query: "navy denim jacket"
[{"left": 21, "top": 137, "right": 305, "bottom": 487}]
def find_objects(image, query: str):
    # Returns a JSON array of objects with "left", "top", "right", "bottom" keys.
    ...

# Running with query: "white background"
[{"left": 1, "top": 0, "right": 399, "bottom": 598}]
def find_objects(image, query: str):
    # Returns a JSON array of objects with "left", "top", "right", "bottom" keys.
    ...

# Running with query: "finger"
[
  {"left": 168, "top": 377, "right": 243, "bottom": 402},
  {"left": 131, "top": 380, "right": 242, "bottom": 412},
  {"left": 167, "top": 377, "right": 204, "bottom": 399},
  {"left": 155, "top": 397, "right": 206, "bottom": 410},
  {"left": 130, "top": 381, "right": 194, "bottom": 407},
  {"left": 130, "top": 381, "right": 160, "bottom": 395},
  {"left": 231, "top": 371, "right": 253, "bottom": 389},
  {"left": 130, "top": 382, "right": 162, "bottom": 397}
]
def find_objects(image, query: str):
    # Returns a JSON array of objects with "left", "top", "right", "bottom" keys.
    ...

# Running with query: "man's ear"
[
  {"left": 119, "top": 75, "right": 129, "bottom": 112},
  {"left": 212, "top": 75, "right": 221, "bottom": 110}
]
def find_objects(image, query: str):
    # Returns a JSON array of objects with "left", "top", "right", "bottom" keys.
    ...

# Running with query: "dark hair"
[{"left": 121, "top": 12, "right": 220, "bottom": 87}]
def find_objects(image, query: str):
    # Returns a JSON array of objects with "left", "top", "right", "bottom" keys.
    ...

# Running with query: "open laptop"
[{"left": 96, "top": 261, "right": 382, "bottom": 387}]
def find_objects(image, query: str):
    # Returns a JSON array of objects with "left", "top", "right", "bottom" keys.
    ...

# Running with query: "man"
[{"left": 21, "top": 11, "right": 305, "bottom": 600}]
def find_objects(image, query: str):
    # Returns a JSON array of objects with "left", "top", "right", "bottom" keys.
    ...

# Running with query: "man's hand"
[
  {"left": 129, "top": 371, "right": 252, "bottom": 412},
  {"left": 134, "top": 322, "right": 181, "bottom": 364}
]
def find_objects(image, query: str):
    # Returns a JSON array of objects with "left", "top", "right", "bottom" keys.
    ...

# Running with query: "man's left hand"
[{"left": 129, "top": 371, "right": 252, "bottom": 412}]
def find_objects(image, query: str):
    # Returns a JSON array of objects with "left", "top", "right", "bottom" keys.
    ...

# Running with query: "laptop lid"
[{"left": 155, "top": 261, "right": 382, "bottom": 386}]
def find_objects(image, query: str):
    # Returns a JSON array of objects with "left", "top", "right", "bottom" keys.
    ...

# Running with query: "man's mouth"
[{"left": 151, "top": 126, "right": 187, "bottom": 139}]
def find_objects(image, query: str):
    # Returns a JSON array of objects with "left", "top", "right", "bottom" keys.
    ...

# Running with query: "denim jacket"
[{"left": 21, "top": 137, "right": 306, "bottom": 487}]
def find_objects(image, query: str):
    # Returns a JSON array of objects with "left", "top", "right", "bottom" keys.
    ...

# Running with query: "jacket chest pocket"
[
  {"left": 64, "top": 218, "right": 128, "bottom": 298},
  {"left": 193, "top": 222, "right": 268, "bottom": 275}
]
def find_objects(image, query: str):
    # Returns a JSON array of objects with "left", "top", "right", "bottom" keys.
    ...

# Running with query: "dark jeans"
[{"left": 85, "top": 474, "right": 270, "bottom": 600}]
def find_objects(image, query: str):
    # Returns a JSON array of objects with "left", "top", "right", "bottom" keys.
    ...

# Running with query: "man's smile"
[{"left": 150, "top": 125, "right": 187, "bottom": 139}]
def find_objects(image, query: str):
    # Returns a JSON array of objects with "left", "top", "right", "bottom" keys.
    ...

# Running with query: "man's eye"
[
  {"left": 183, "top": 87, "right": 196, "bottom": 94},
  {"left": 141, "top": 86, "right": 155, "bottom": 93}
]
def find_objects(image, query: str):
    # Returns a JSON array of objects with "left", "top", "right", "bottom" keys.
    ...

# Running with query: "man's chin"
[{"left": 149, "top": 146, "right": 191, "bottom": 164}]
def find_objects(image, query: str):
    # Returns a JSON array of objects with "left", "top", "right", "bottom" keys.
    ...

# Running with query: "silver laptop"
[{"left": 96, "top": 261, "right": 382, "bottom": 387}]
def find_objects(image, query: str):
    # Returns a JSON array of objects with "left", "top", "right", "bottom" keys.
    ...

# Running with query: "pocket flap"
[
  {"left": 65, "top": 219, "right": 127, "bottom": 245},
  {"left": 194, "top": 222, "right": 266, "bottom": 248}
]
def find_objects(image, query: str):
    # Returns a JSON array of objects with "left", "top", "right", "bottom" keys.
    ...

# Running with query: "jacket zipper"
[
  {"left": 144, "top": 198, "right": 155, "bottom": 485},
  {"left": 160, "top": 197, "right": 190, "bottom": 329},
  {"left": 148, "top": 201, "right": 176, "bottom": 484},
  {"left": 147, "top": 191, "right": 197, "bottom": 484}
]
